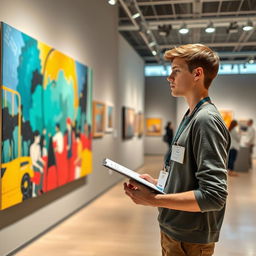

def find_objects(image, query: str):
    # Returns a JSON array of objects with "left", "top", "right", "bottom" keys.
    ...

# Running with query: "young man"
[{"left": 124, "top": 44, "right": 230, "bottom": 256}]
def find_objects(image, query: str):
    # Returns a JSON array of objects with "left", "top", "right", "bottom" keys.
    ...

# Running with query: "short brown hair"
[{"left": 164, "top": 44, "right": 219, "bottom": 89}]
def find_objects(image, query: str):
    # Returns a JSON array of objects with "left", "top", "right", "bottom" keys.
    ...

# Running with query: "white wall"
[
  {"left": 117, "top": 35, "right": 145, "bottom": 167},
  {"left": 0, "top": 1, "right": 145, "bottom": 255},
  {"left": 144, "top": 77, "right": 177, "bottom": 155}
]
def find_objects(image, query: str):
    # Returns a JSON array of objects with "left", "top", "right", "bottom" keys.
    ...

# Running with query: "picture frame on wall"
[
  {"left": 219, "top": 110, "right": 233, "bottom": 128},
  {"left": 105, "top": 104, "right": 114, "bottom": 133},
  {"left": 146, "top": 118, "right": 162, "bottom": 136},
  {"left": 93, "top": 101, "right": 106, "bottom": 137},
  {"left": 122, "top": 107, "right": 135, "bottom": 139},
  {"left": 134, "top": 112, "right": 139, "bottom": 136},
  {"left": 137, "top": 112, "right": 144, "bottom": 138}
]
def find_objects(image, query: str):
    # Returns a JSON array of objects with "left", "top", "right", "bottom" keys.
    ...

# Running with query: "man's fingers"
[{"left": 129, "top": 179, "right": 140, "bottom": 187}]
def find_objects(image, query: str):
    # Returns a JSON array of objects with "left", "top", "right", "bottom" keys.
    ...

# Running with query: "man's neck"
[{"left": 185, "top": 91, "right": 209, "bottom": 115}]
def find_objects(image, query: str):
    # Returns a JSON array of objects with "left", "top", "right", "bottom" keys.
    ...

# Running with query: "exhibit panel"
[{"left": 0, "top": 22, "right": 93, "bottom": 210}]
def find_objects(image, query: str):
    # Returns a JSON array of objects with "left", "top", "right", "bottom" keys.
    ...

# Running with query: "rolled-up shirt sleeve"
[{"left": 192, "top": 112, "right": 230, "bottom": 212}]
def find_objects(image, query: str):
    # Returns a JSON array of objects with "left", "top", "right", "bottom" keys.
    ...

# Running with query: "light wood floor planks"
[{"left": 16, "top": 156, "right": 256, "bottom": 256}]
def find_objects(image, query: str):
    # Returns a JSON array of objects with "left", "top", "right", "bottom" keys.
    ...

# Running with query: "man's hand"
[
  {"left": 123, "top": 179, "right": 157, "bottom": 206},
  {"left": 139, "top": 173, "right": 158, "bottom": 185}
]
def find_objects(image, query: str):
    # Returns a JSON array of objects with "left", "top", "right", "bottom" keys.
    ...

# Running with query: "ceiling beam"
[
  {"left": 134, "top": 42, "right": 256, "bottom": 50},
  {"left": 118, "top": 0, "right": 162, "bottom": 63},
  {"left": 144, "top": 51, "right": 256, "bottom": 62},
  {"left": 119, "top": 11, "right": 256, "bottom": 21},
  {"left": 137, "top": 0, "right": 243, "bottom": 6},
  {"left": 160, "top": 42, "right": 256, "bottom": 48},
  {"left": 119, "top": 16, "right": 256, "bottom": 31},
  {"left": 235, "top": 30, "right": 255, "bottom": 52}
]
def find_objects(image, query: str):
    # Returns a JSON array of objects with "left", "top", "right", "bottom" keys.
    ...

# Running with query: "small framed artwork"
[
  {"left": 93, "top": 101, "right": 106, "bottom": 137},
  {"left": 106, "top": 104, "right": 114, "bottom": 133},
  {"left": 146, "top": 118, "right": 162, "bottom": 136},
  {"left": 137, "top": 112, "right": 144, "bottom": 138},
  {"left": 122, "top": 107, "right": 135, "bottom": 139},
  {"left": 219, "top": 110, "right": 233, "bottom": 128}
]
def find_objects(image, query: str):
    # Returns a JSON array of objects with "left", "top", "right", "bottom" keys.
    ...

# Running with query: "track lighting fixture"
[
  {"left": 243, "top": 20, "right": 254, "bottom": 31},
  {"left": 108, "top": 0, "right": 117, "bottom": 5},
  {"left": 179, "top": 24, "right": 189, "bottom": 35},
  {"left": 205, "top": 22, "right": 215, "bottom": 33}
]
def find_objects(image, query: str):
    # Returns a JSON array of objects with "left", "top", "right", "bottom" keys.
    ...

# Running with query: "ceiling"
[{"left": 118, "top": 0, "right": 256, "bottom": 65}]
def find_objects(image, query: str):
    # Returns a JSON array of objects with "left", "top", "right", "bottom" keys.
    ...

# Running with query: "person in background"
[
  {"left": 163, "top": 121, "right": 173, "bottom": 148},
  {"left": 227, "top": 120, "right": 241, "bottom": 177},
  {"left": 246, "top": 119, "right": 255, "bottom": 169}
]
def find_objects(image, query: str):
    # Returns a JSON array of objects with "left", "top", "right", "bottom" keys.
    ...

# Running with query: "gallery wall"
[
  {"left": 144, "top": 76, "right": 177, "bottom": 155},
  {"left": 117, "top": 35, "right": 145, "bottom": 167},
  {"left": 145, "top": 74, "right": 256, "bottom": 156},
  {"left": 0, "top": 0, "right": 145, "bottom": 255}
]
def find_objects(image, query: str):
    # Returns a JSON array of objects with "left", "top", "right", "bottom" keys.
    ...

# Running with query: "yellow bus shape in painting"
[{"left": 1, "top": 86, "right": 34, "bottom": 210}]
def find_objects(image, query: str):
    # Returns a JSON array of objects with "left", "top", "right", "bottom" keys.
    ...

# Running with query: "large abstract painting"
[{"left": 0, "top": 22, "right": 93, "bottom": 210}]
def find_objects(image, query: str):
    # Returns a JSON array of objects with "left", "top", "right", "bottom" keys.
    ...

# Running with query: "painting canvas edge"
[{"left": 0, "top": 21, "right": 3, "bottom": 209}]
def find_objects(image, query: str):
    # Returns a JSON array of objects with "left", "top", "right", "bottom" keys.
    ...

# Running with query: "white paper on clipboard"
[{"left": 102, "top": 158, "right": 165, "bottom": 194}]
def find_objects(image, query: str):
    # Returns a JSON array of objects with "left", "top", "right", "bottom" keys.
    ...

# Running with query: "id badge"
[
  {"left": 171, "top": 145, "right": 185, "bottom": 164},
  {"left": 157, "top": 170, "right": 169, "bottom": 192}
]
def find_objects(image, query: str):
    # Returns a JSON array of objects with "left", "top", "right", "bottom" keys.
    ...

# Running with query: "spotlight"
[
  {"left": 227, "top": 22, "right": 239, "bottom": 34},
  {"left": 205, "top": 22, "right": 215, "bottom": 33},
  {"left": 179, "top": 24, "right": 189, "bottom": 35},
  {"left": 152, "top": 50, "right": 157, "bottom": 56},
  {"left": 243, "top": 20, "right": 254, "bottom": 31},
  {"left": 248, "top": 57, "right": 255, "bottom": 64},
  {"left": 148, "top": 41, "right": 156, "bottom": 47},
  {"left": 158, "top": 25, "right": 172, "bottom": 37},
  {"left": 108, "top": 0, "right": 117, "bottom": 5},
  {"left": 131, "top": 12, "right": 140, "bottom": 19}
]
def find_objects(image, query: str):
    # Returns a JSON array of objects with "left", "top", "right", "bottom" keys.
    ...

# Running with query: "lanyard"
[{"left": 164, "top": 97, "right": 211, "bottom": 167}]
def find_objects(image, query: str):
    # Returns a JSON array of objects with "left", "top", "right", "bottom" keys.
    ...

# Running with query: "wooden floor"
[{"left": 16, "top": 156, "right": 256, "bottom": 256}]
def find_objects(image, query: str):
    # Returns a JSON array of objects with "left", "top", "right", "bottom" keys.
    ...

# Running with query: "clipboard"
[{"left": 102, "top": 158, "right": 165, "bottom": 194}]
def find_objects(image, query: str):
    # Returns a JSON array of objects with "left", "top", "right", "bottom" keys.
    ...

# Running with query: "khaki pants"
[{"left": 161, "top": 232, "right": 215, "bottom": 256}]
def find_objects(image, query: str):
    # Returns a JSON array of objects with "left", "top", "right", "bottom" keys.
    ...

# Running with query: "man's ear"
[{"left": 193, "top": 67, "right": 203, "bottom": 80}]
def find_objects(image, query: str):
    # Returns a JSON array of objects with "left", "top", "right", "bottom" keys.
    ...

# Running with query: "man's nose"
[{"left": 167, "top": 75, "right": 173, "bottom": 82}]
